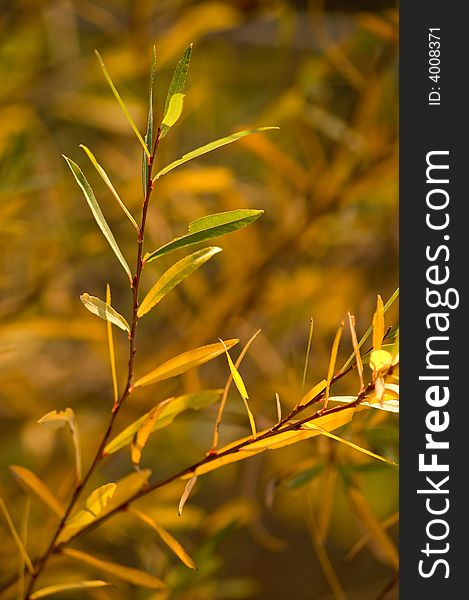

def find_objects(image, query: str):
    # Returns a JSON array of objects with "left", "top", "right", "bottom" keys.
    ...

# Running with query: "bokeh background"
[{"left": 0, "top": 1, "right": 398, "bottom": 599}]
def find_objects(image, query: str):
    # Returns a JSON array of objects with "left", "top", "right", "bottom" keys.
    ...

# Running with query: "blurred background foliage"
[{"left": 0, "top": 1, "right": 398, "bottom": 598}]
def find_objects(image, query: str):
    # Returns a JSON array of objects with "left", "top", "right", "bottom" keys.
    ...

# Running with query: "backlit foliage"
[{"left": 1, "top": 2, "right": 398, "bottom": 599}]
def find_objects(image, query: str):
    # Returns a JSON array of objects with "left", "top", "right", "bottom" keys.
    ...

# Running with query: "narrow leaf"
[
  {"left": 179, "top": 474, "right": 197, "bottom": 516},
  {"left": 129, "top": 508, "right": 196, "bottom": 569},
  {"left": 138, "top": 247, "right": 222, "bottom": 317},
  {"left": 275, "top": 393, "right": 282, "bottom": 423},
  {"left": 153, "top": 128, "right": 279, "bottom": 181},
  {"left": 160, "top": 43, "right": 192, "bottom": 138},
  {"left": 372, "top": 295, "right": 385, "bottom": 351},
  {"left": 30, "top": 581, "right": 111, "bottom": 599},
  {"left": 17, "top": 497, "right": 30, "bottom": 600},
  {"left": 0, "top": 498, "right": 35, "bottom": 575},
  {"left": 37, "top": 409, "right": 82, "bottom": 483},
  {"left": 142, "top": 45, "right": 156, "bottom": 196},
  {"left": 80, "top": 293, "right": 130, "bottom": 332},
  {"left": 62, "top": 548, "right": 166, "bottom": 589},
  {"left": 145, "top": 209, "right": 263, "bottom": 262},
  {"left": 95, "top": 50, "right": 150, "bottom": 157},
  {"left": 210, "top": 330, "right": 261, "bottom": 452},
  {"left": 134, "top": 339, "right": 238, "bottom": 387},
  {"left": 323, "top": 321, "right": 344, "bottom": 411},
  {"left": 220, "top": 340, "right": 256, "bottom": 438},
  {"left": 105, "top": 390, "right": 223, "bottom": 455},
  {"left": 9, "top": 465, "right": 64, "bottom": 518},
  {"left": 185, "top": 407, "right": 361, "bottom": 478},
  {"left": 86, "top": 483, "right": 117, "bottom": 516},
  {"left": 348, "top": 313, "right": 364, "bottom": 393},
  {"left": 331, "top": 395, "right": 399, "bottom": 414},
  {"left": 301, "top": 318, "right": 314, "bottom": 392},
  {"left": 62, "top": 483, "right": 116, "bottom": 536},
  {"left": 106, "top": 285, "right": 119, "bottom": 409},
  {"left": 131, "top": 400, "right": 172, "bottom": 466},
  {"left": 341, "top": 287, "right": 399, "bottom": 372},
  {"left": 299, "top": 379, "right": 327, "bottom": 407},
  {"left": 164, "top": 44, "right": 192, "bottom": 115},
  {"left": 80, "top": 145, "right": 139, "bottom": 232},
  {"left": 302, "top": 423, "right": 398, "bottom": 466},
  {"left": 63, "top": 156, "right": 133, "bottom": 282},
  {"left": 347, "top": 487, "right": 399, "bottom": 570},
  {"left": 160, "top": 93, "right": 185, "bottom": 137}
]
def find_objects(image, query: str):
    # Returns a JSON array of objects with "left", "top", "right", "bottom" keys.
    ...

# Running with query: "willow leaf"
[
  {"left": 134, "top": 340, "right": 238, "bottom": 387},
  {"left": 183, "top": 407, "right": 361, "bottom": 478},
  {"left": 106, "top": 285, "right": 119, "bottom": 407},
  {"left": 138, "top": 247, "right": 221, "bottom": 317},
  {"left": 159, "top": 43, "right": 192, "bottom": 139},
  {"left": 80, "top": 293, "right": 130, "bottom": 332},
  {"left": 129, "top": 508, "right": 196, "bottom": 569},
  {"left": 63, "top": 156, "right": 132, "bottom": 282},
  {"left": 62, "top": 548, "right": 166, "bottom": 589},
  {"left": 9, "top": 465, "right": 64, "bottom": 517},
  {"left": 80, "top": 145, "right": 139, "bottom": 232},
  {"left": 220, "top": 340, "right": 256, "bottom": 438},
  {"left": 178, "top": 475, "right": 197, "bottom": 516},
  {"left": 105, "top": 390, "right": 223, "bottom": 455},
  {"left": 37, "top": 408, "right": 82, "bottom": 483},
  {"left": 145, "top": 209, "right": 263, "bottom": 262},
  {"left": 95, "top": 50, "right": 150, "bottom": 157},
  {"left": 153, "top": 127, "right": 279, "bottom": 181},
  {"left": 160, "top": 93, "right": 185, "bottom": 137},
  {"left": 341, "top": 287, "right": 399, "bottom": 372},
  {"left": 131, "top": 400, "right": 172, "bottom": 466},
  {"left": 142, "top": 45, "right": 156, "bottom": 196},
  {"left": 30, "top": 581, "right": 111, "bottom": 599},
  {"left": 0, "top": 498, "right": 35, "bottom": 575}
]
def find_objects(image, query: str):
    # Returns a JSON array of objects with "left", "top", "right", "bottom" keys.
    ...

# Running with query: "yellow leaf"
[
  {"left": 299, "top": 379, "right": 327, "bottom": 407},
  {"left": 62, "top": 548, "right": 166, "bottom": 589},
  {"left": 348, "top": 313, "right": 364, "bottom": 392},
  {"left": 302, "top": 423, "right": 398, "bottom": 466},
  {"left": 324, "top": 321, "right": 344, "bottom": 410},
  {"left": 106, "top": 284, "right": 119, "bottom": 409},
  {"left": 129, "top": 508, "right": 196, "bottom": 570},
  {"left": 30, "top": 581, "right": 111, "bottom": 599},
  {"left": 134, "top": 339, "right": 239, "bottom": 387},
  {"left": 37, "top": 408, "right": 82, "bottom": 483},
  {"left": 372, "top": 294, "right": 385, "bottom": 351},
  {"left": 106, "top": 391, "right": 223, "bottom": 455},
  {"left": 9, "top": 465, "right": 64, "bottom": 518},
  {"left": 347, "top": 487, "right": 399, "bottom": 570},
  {"left": 0, "top": 498, "right": 35, "bottom": 575},
  {"left": 369, "top": 349, "right": 392, "bottom": 374},
  {"left": 178, "top": 474, "right": 197, "bottom": 516},
  {"left": 58, "top": 483, "right": 116, "bottom": 544},
  {"left": 183, "top": 407, "right": 360, "bottom": 478},
  {"left": 131, "top": 400, "right": 172, "bottom": 466},
  {"left": 220, "top": 339, "right": 256, "bottom": 438}
]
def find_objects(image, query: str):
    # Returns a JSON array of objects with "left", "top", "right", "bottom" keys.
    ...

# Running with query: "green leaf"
[
  {"left": 160, "top": 43, "right": 192, "bottom": 139},
  {"left": 145, "top": 209, "right": 264, "bottom": 262},
  {"left": 138, "top": 246, "right": 222, "bottom": 317},
  {"left": 160, "top": 93, "right": 185, "bottom": 137},
  {"left": 30, "top": 581, "right": 111, "bottom": 599},
  {"left": 104, "top": 390, "right": 223, "bottom": 455},
  {"left": 153, "top": 127, "right": 279, "bottom": 181},
  {"left": 134, "top": 340, "right": 239, "bottom": 387},
  {"left": 95, "top": 50, "right": 150, "bottom": 158},
  {"left": 80, "top": 145, "right": 139, "bottom": 232},
  {"left": 62, "top": 548, "right": 166, "bottom": 589},
  {"left": 9, "top": 465, "right": 65, "bottom": 517},
  {"left": 142, "top": 45, "right": 156, "bottom": 197},
  {"left": 63, "top": 156, "right": 133, "bottom": 282},
  {"left": 37, "top": 408, "right": 82, "bottom": 484},
  {"left": 80, "top": 293, "right": 130, "bottom": 332}
]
